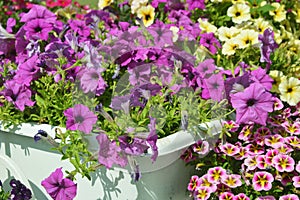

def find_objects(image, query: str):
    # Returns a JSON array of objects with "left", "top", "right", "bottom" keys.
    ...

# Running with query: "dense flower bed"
[{"left": 0, "top": 0, "right": 299, "bottom": 199}]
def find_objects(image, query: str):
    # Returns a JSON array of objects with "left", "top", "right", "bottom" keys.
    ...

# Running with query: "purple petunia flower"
[
  {"left": 20, "top": 5, "right": 56, "bottom": 23},
  {"left": 96, "top": 133, "right": 128, "bottom": 168},
  {"left": 15, "top": 55, "right": 40, "bottom": 86},
  {"left": 1, "top": 80, "right": 35, "bottom": 111},
  {"left": 10, "top": 179, "right": 32, "bottom": 200},
  {"left": 118, "top": 136, "right": 149, "bottom": 156},
  {"left": 258, "top": 28, "right": 278, "bottom": 70},
  {"left": 64, "top": 104, "right": 97, "bottom": 134},
  {"left": 147, "top": 117, "right": 158, "bottom": 162},
  {"left": 200, "top": 33, "right": 221, "bottom": 54},
  {"left": 80, "top": 67, "right": 107, "bottom": 96},
  {"left": 230, "top": 83, "right": 274, "bottom": 126},
  {"left": 186, "top": 0, "right": 205, "bottom": 10},
  {"left": 250, "top": 68, "right": 273, "bottom": 91},
  {"left": 41, "top": 168, "right": 77, "bottom": 200},
  {"left": 68, "top": 19, "right": 91, "bottom": 37},
  {"left": 202, "top": 73, "right": 225, "bottom": 101},
  {"left": 23, "top": 19, "right": 53, "bottom": 41}
]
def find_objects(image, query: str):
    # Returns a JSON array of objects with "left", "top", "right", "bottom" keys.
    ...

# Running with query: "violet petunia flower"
[
  {"left": 15, "top": 55, "right": 40, "bottom": 86},
  {"left": 96, "top": 133, "right": 128, "bottom": 168},
  {"left": 20, "top": 5, "right": 56, "bottom": 23},
  {"left": 80, "top": 67, "right": 107, "bottom": 96},
  {"left": 201, "top": 73, "right": 225, "bottom": 101},
  {"left": 23, "top": 19, "right": 53, "bottom": 41},
  {"left": 41, "top": 168, "right": 77, "bottom": 200},
  {"left": 64, "top": 104, "right": 97, "bottom": 134},
  {"left": 252, "top": 171, "right": 274, "bottom": 191},
  {"left": 68, "top": 19, "right": 91, "bottom": 37},
  {"left": 230, "top": 83, "right": 274, "bottom": 126},
  {"left": 250, "top": 68, "right": 273, "bottom": 91},
  {"left": 186, "top": 0, "right": 205, "bottom": 10},
  {"left": 200, "top": 33, "right": 221, "bottom": 54},
  {"left": 1, "top": 80, "right": 35, "bottom": 111},
  {"left": 118, "top": 136, "right": 149, "bottom": 156},
  {"left": 258, "top": 28, "right": 278, "bottom": 70},
  {"left": 147, "top": 117, "right": 158, "bottom": 162}
]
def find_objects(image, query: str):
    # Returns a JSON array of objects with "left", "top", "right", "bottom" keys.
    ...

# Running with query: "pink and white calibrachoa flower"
[
  {"left": 292, "top": 176, "right": 300, "bottom": 188},
  {"left": 207, "top": 167, "right": 227, "bottom": 184},
  {"left": 193, "top": 140, "right": 210, "bottom": 155},
  {"left": 234, "top": 147, "right": 249, "bottom": 160},
  {"left": 198, "top": 174, "right": 217, "bottom": 192},
  {"left": 234, "top": 193, "right": 250, "bottom": 200},
  {"left": 279, "top": 194, "right": 299, "bottom": 200},
  {"left": 256, "top": 127, "right": 271, "bottom": 137},
  {"left": 238, "top": 125, "right": 254, "bottom": 142},
  {"left": 244, "top": 156, "right": 258, "bottom": 170},
  {"left": 273, "top": 97, "right": 284, "bottom": 110},
  {"left": 256, "top": 155, "right": 269, "bottom": 170},
  {"left": 194, "top": 186, "right": 212, "bottom": 200},
  {"left": 282, "top": 121, "right": 300, "bottom": 135},
  {"left": 256, "top": 196, "right": 276, "bottom": 200},
  {"left": 223, "top": 120, "right": 239, "bottom": 132},
  {"left": 265, "top": 149, "right": 279, "bottom": 165},
  {"left": 284, "top": 136, "right": 300, "bottom": 149},
  {"left": 246, "top": 143, "right": 264, "bottom": 156},
  {"left": 219, "top": 192, "right": 234, "bottom": 200},
  {"left": 264, "top": 134, "right": 284, "bottom": 148},
  {"left": 219, "top": 142, "right": 240, "bottom": 156},
  {"left": 272, "top": 154, "right": 295, "bottom": 172},
  {"left": 296, "top": 161, "right": 300, "bottom": 173},
  {"left": 187, "top": 175, "right": 200, "bottom": 192},
  {"left": 221, "top": 174, "right": 242, "bottom": 188},
  {"left": 252, "top": 171, "right": 274, "bottom": 191},
  {"left": 277, "top": 143, "right": 294, "bottom": 154}
]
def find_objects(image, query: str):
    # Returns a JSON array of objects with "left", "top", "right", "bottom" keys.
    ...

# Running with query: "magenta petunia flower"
[
  {"left": 207, "top": 166, "right": 227, "bottom": 184},
  {"left": 219, "top": 192, "right": 234, "bottom": 200},
  {"left": 96, "top": 133, "right": 128, "bottom": 168},
  {"left": 279, "top": 194, "right": 299, "bottom": 200},
  {"left": 1, "top": 80, "right": 35, "bottom": 111},
  {"left": 221, "top": 174, "right": 242, "bottom": 188},
  {"left": 292, "top": 176, "right": 300, "bottom": 188},
  {"left": 68, "top": 19, "right": 91, "bottom": 37},
  {"left": 233, "top": 193, "right": 250, "bottom": 200},
  {"left": 15, "top": 55, "right": 40, "bottom": 85},
  {"left": 219, "top": 142, "right": 240, "bottom": 156},
  {"left": 230, "top": 83, "right": 274, "bottom": 125},
  {"left": 272, "top": 154, "right": 295, "bottom": 172},
  {"left": 64, "top": 104, "right": 97, "bottom": 134},
  {"left": 41, "top": 168, "right": 77, "bottom": 200},
  {"left": 186, "top": 0, "right": 205, "bottom": 10},
  {"left": 252, "top": 171, "right": 274, "bottom": 191},
  {"left": 199, "top": 33, "right": 221, "bottom": 54},
  {"left": 23, "top": 19, "right": 53, "bottom": 40},
  {"left": 193, "top": 186, "right": 212, "bottom": 200},
  {"left": 20, "top": 5, "right": 56, "bottom": 23},
  {"left": 250, "top": 68, "right": 273, "bottom": 91},
  {"left": 187, "top": 175, "right": 200, "bottom": 192}
]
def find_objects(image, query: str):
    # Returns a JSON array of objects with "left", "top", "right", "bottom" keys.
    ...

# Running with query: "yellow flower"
[
  {"left": 236, "top": 29, "right": 259, "bottom": 49},
  {"left": 269, "top": 70, "right": 285, "bottom": 93},
  {"left": 231, "top": 0, "right": 246, "bottom": 4},
  {"left": 269, "top": 3, "right": 286, "bottom": 22},
  {"left": 98, "top": 0, "right": 114, "bottom": 9},
  {"left": 254, "top": 18, "right": 272, "bottom": 34},
  {"left": 222, "top": 38, "right": 239, "bottom": 55},
  {"left": 217, "top": 26, "right": 240, "bottom": 42},
  {"left": 288, "top": 39, "right": 300, "bottom": 54},
  {"left": 198, "top": 18, "right": 217, "bottom": 33},
  {"left": 227, "top": 3, "right": 251, "bottom": 24},
  {"left": 137, "top": 5, "right": 155, "bottom": 27},
  {"left": 279, "top": 77, "right": 300, "bottom": 106},
  {"left": 130, "top": 0, "right": 148, "bottom": 14}
]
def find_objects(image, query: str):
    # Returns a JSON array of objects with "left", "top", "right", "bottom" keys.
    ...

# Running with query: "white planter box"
[{"left": 0, "top": 121, "right": 222, "bottom": 200}]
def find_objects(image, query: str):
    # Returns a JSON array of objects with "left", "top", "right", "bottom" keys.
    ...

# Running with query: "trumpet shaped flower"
[{"left": 252, "top": 171, "right": 274, "bottom": 191}]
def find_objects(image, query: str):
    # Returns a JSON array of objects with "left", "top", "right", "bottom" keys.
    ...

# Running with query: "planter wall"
[{"left": 0, "top": 121, "right": 222, "bottom": 200}]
